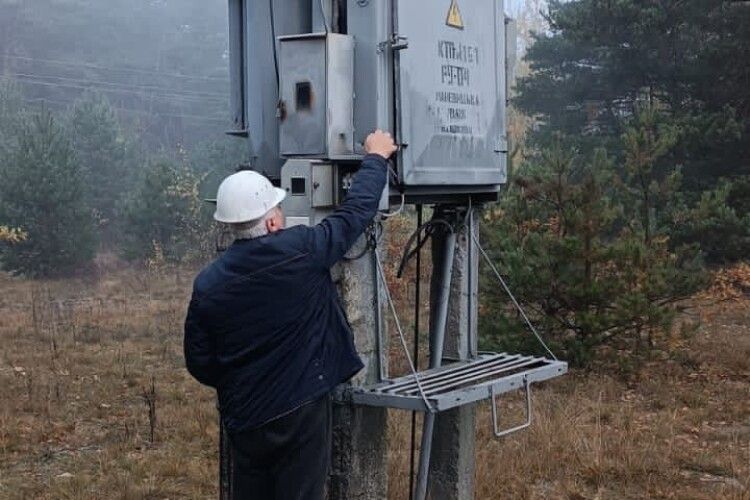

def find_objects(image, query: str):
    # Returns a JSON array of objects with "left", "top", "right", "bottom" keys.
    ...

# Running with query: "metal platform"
[{"left": 350, "top": 353, "right": 567, "bottom": 413}]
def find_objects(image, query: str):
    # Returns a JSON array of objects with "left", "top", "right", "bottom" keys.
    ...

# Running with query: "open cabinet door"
[{"left": 393, "top": 0, "right": 507, "bottom": 188}]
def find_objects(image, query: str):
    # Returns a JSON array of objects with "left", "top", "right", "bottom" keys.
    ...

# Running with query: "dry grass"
[
  {"left": 388, "top": 298, "right": 750, "bottom": 500},
  {"left": 0, "top": 269, "right": 216, "bottom": 499},
  {"left": 0, "top": 268, "right": 748, "bottom": 499}
]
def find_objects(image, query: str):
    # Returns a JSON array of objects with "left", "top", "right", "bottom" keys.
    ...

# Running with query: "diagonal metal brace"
[{"left": 491, "top": 377, "right": 532, "bottom": 438}]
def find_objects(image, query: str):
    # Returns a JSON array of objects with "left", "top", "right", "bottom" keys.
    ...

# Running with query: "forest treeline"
[
  {"left": 481, "top": 0, "right": 749, "bottom": 365},
  {"left": 1, "top": 0, "right": 748, "bottom": 366},
  {"left": 0, "top": 86, "right": 241, "bottom": 276},
  {"left": 0, "top": 0, "right": 242, "bottom": 274}
]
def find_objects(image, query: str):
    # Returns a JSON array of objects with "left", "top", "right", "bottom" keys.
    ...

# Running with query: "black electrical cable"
[
  {"left": 408, "top": 204, "right": 423, "bottom": 500},
  {"left": 268, "top": 0, "right": 280, "bottom": 91},
  {"left": 343, "top": 221, "right": 381, "bottom": 261},
  {"left": 397, "top": 226, "right": 432, "bottom": 278},
  {"left": 396, "top": 218, "right": 454, "bottom": 279},
  {"left": 387, "top": 162, "right": 400, "bottom": 187}
]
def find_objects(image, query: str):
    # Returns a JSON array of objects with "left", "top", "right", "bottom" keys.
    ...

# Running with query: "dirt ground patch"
[{"left": 0, "top": 269, "right": 747, "bottom": 499}]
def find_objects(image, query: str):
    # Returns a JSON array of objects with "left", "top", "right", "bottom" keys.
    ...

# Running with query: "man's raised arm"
[{"left": 310, "top": 130, "right": 397, "bottom": 268}]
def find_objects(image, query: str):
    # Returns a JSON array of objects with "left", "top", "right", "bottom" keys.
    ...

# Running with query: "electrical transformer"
[
  {"left": 227, "top": 0, "right": 516, "bottom": 212},
  {"left": 220, "top": 6, "right": 570, "bottom": 500}
]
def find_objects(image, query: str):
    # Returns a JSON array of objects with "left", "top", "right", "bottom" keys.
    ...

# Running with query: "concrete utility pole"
[
  {"left": 329, "top": 243, "right": 388, "bottom": 499},
  {"left": 428, "top": 209, "right": 479, "bottom": 500}
]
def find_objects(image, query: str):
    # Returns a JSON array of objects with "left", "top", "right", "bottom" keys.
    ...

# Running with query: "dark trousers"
[{"left": 229, "top": 395, "right": 332, "bottom": 500}]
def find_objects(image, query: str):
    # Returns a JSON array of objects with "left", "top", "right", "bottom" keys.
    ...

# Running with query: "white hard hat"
[{"left": 213, "top": 170, "right": 287, "bottom": 223}]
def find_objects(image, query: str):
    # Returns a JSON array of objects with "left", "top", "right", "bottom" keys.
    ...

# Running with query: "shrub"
[
  {"left": 0, "top": 111, "right": 97, "bottom": 278},
  {"left": 120, "top": 159, "right": 214, "bottom": 264},
  {"left": 479, "top": 111, "right": 707, "bottom": 367}
]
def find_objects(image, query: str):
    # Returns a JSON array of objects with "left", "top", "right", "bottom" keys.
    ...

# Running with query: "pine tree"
[
  {"left": 0, "top": 81, "right": 28, "bottom": 249},
  {"left": 480, "top": 110, "right": 706, "bottom": 367},
  {"left": 120, "top": 159, "right": 213, "bottom": 264},
  {"left": 0, "top": 80, "right": 25, "bottom": 159},
  {"left": 515, "top": 0, "right": 749, "bottom": 188},
  {"left": 0, "top": 110, "right": 97, "bottom": 277},
  {"left": 68, "top": 92, "right": 131, "bottom": 244},
  {"left": 672, "top": 179, "right": 750, "bottom": 265}
]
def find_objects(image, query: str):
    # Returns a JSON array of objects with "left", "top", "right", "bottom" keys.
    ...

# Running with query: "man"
[{"left": 184, "top": 130, "right": 397, "bottom": 499}]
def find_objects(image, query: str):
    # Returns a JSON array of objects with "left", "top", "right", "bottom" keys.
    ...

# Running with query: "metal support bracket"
[{"left": 491, "top": 377, "right": 532, "bottom": 438}]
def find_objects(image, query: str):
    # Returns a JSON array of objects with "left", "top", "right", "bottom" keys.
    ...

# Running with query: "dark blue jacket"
[{"left": 184, "top": 154, "right": 387, "bottom": 432}]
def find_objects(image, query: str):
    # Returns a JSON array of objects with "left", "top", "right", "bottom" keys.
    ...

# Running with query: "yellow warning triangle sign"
[{"left": 446, "top": 0, "right": 464, "bottom": 30}]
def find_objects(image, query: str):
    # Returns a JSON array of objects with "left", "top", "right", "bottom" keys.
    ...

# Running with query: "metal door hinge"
[
  {"left": 494, "top": 136, "right": 509, "bottom": 154},
  {"left": 377, "top": 34, "right": 409, "bottom": 53}
]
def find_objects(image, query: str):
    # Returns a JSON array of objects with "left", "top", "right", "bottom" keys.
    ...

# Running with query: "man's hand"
[{"left": 365, "top": 130, "right": 397, "bottom": 159}]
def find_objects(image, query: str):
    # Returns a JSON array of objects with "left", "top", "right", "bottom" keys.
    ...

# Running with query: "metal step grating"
[{"left": 349, "top": 353, "right": 567, "bottom": 413}]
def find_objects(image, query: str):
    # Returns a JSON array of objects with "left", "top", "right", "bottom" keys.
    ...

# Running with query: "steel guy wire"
[
  {"left": 10, "top": 73, "right": 229, "bottom": 99},
  {"left": 9, "top": 72, "right": 228, "bottom": 98},
  {"left": 471, "top": 231, "right": 558, "bottom": 361},
  {"left": 4, "top": 76, "right": 226, "bottom": 103},
  {"left": 21, "top": 97, "right": 228, "bottom": 124},
  {"left": 374, "top": 250, "right": 435, "bottom": 413},
  {"left": 466, "top": 203, "right": 475, "bottom": 358},
  {"left": 3, "top": 77, "right": 227, "bottom": 106},
  {"left": 5, "top": 55, "right": 229, "bottom": 82}
]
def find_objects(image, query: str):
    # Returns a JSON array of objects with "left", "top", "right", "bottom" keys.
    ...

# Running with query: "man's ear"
[
  {"left": 266, "top": 208, "right": 282, "bottom": 233},
  {"left": 265, "top": 217, "right": 277, "bottom": 233}
]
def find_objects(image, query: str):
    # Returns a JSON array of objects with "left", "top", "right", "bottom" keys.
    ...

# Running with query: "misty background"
[
  {"left": 0, "top": 0, "right": 748, "bottom": 360},
  {"left": 1, "top": 0, "right": 232, "bottom": 147},
  {"left": 0, "top": 0, "right": 247, "bottom": 273},
  {"left": 0, "top": 1, "right": 748, "bottom": 498}
]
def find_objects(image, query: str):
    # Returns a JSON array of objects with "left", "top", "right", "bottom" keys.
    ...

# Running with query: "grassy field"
[{"left": 0, "top": 266, "right": 747, "bottom": 499}]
